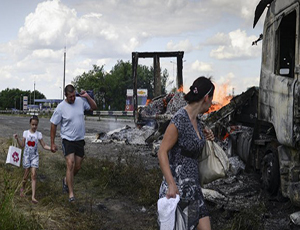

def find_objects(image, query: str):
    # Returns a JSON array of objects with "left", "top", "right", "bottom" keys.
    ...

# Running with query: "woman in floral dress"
[{"left": 158, "top": 76, "right": 215, "bottom": 230}]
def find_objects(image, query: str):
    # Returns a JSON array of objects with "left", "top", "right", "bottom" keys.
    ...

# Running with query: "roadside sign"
[{"left": 23, "top": 96, "right": 28, "bottom": 110}]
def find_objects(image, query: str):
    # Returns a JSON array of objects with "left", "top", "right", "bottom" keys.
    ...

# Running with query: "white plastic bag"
[
  {"left": 157, "top": 194, "right": 180, "bottom": 230},
  {"left": 6, "top": 145, "right": 22, "bottom": 167},
  {"left": 198, "top": 141, "right": 229, "bottom": 186}
]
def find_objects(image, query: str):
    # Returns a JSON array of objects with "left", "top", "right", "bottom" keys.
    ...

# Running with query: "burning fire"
[
  {"left": 145, "top": 99, "right": 152, "bottom": 106},
  {"left": 177, "top": 85, "right": 183, "bottom": 92},
  {"left": 206, "top": 83, "right": 233, "bottom": 114}
]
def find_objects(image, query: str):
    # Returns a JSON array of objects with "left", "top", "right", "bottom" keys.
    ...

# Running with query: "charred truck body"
[
  {"left": 207, "top": 0, "right": 300, "bottom": 206},
  {"left": 254, "top": 0, "right": 300, "bottom": 207}
]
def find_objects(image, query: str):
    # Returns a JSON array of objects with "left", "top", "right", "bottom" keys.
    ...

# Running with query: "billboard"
[
  {"left": 23, "top": 96, "right": 28, "bottom": 110},
  {"left": 125, "top": 89, "right": 148, "bottom": 111}
]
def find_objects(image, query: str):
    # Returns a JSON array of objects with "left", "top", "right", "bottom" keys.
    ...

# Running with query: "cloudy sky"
[{"left": 0, "top": 0, "right": 265, "bottom": 100}]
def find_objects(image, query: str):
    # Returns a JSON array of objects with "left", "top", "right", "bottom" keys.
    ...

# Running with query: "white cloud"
[
  {"left": 217, "top": 72, "right": 235, "bottom": 85},
  {"left": 210, "top": 29, "right": 261, "bottom": 60},
  {"left": 166, "top": 39, "right": 194, "bottom": 52},
  {"left": 0, "top": 66, "right": 13, "bottom": 79},
  {"left": 0, "top": 0, "right": 263, "bottom": 99},
  {"left": 191, "top": 60, "right": 213, "bottom": 72},
  {"left": 204, "top": 32, "right": 231, "bottom": 46},
  {"left": 209, "top": 0, "right": 258, "bottom": 26},
  {"left": 18, "top": 0, "right": 77, "bottom": 49}
]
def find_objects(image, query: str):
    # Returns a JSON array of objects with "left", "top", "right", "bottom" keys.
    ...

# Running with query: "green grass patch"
[{"left": 0, "top": 137, "right": 161, "bottom": 229}]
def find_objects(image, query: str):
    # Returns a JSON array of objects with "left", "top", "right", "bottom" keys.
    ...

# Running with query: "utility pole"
[
  {"left": 170, "top": 61, "right": 176, "bottom": 89},
  {"left": 63, "top": 46, "right": 66, "bottom": 91},
  {"left": 33, "top": 81, "right": 35, "bottom": 105},
  {"left": 20, "top": 94, "right": 22, "bottom": 110},
  {"left": 170, "top": 59, "right": 186, "bottom": 89}
]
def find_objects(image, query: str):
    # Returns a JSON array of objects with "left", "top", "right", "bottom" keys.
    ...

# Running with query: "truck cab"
[{"left": 255, "top": 0, "right": 300, "bottom": 206}]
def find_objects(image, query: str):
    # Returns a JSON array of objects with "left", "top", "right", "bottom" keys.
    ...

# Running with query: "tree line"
[
  {"left": 0, "top": 60, "right": 169, "bottom": 111},
  {"left": 0, "top": 88, "right": 45, "bottom": 110}
]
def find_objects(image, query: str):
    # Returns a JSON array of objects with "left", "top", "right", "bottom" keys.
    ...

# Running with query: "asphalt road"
[{"left": 0, "top": 114, "right": 134, "bottom": 145}]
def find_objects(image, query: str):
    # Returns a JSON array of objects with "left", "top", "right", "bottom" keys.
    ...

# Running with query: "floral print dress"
[{"left": 159, "top": 107, "right": 209, "bottom": 229}]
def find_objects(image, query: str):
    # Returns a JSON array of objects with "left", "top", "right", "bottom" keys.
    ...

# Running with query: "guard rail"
[{"left": 0, "top": 110, "right": 134, "bottom": 121}]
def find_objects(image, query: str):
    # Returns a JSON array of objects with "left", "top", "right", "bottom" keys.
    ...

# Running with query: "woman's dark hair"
[
  {"left": 64, "top": 84, "right": 75, "bottom": 96},
  {"left": 30, "top": 115, "right": 39, "bottom": 123},
  {"left": 184, "top": 76, "right": 215, "bottom": 104}
]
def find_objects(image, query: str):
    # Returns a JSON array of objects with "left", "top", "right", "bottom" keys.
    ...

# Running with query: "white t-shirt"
[
  {"left": 23, "top": 130, "right": 42, "bottom": 155},
  {"left": 50, "top": 97, "right": 91, "bottom": 141}
]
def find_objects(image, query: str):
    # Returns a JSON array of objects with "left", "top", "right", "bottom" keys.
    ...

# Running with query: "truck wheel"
[
  {"left": 237, "top": 132, "right": 252, "bottom": 162},
  {"left": 261, "top": 146, "right": 280, "bottom": 195}
]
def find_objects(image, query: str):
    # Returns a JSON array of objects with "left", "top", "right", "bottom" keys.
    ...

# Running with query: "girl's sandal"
[
  {"left": 20, "top": 188, "right": 25, "bottom": 197},
  {"left": 31, "top": 200, "right": 38, "bottom": 204}
]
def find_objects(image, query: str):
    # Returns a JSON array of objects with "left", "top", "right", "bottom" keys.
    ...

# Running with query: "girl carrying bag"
[
  {"left": 6, "top": 139, "right": 22, "bottom": 167},
  {"left": 198, "top": 140, "right": 229, "bottom": 186}
]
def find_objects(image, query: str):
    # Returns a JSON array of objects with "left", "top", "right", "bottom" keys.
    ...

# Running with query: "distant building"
[{"left": 34, "top": 99, "right": 63, "bottom": 109}]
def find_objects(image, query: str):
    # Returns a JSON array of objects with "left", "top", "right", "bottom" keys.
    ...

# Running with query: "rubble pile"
[
  {"left": 138, "top": 91, "right": 187, "bottom": 122},
  {"left": 93, "top": 125, "right": 155, "bottom": 145},
  {"left": 94, "top": 91, "right": 187, "bottom": 147},
  {"left": 94, "top": 89, "right": 250, "bottom": 164}
]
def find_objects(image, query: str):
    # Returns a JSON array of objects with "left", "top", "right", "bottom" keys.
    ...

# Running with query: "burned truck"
[
  {"left": 196, "top": 0, "right": 300, "bottom": 206},
  {"left": 204, "top": 0, "right": 300, "bottom": 206},
  {"left": 134, "top": 0, "right": 300, "bottom": 206},
  {"left": 249, "top": 0, "right": 300, "bottom": 206}
]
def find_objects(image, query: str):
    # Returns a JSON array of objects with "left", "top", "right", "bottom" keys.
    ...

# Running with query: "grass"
[
  {"left": 0, "top": 135, "right": 270, "bottom": 230},
  {"left": 0, "top": 139, "right": 41, "bottom": 229},
  {"left": 0, "top": 137, "right": 161, "bottom": 229}
]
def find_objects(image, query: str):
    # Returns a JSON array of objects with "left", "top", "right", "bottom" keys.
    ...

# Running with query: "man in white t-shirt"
[{"left": 50, "top": 84, "right": 97, "bottom": 202}]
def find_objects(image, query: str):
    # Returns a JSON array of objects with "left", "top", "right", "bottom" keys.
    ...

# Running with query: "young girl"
[{"left": 14, "top": 115, "right": 51, "bottom": 204}]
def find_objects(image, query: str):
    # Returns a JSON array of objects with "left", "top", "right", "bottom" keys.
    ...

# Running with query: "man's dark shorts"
[{"left": 62, "top": 139, "right": 85, "bottom": 158}]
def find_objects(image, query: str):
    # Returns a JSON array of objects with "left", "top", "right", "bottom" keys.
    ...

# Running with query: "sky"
[{"left": 0, "top": 0, "right": 266, "bottom": 100}]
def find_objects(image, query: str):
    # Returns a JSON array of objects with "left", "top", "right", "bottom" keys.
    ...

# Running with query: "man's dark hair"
[{"left": 64, "top": 84, "right": 75, "bottom": 96}]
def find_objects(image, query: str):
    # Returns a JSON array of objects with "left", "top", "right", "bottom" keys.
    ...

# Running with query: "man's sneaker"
[{"left": 62, "top": 178, "right": 69, "bottom": 193}]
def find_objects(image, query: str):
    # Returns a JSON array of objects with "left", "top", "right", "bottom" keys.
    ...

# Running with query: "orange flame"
[
  {"left": 177, "top": 85, "right": 183, "bottom": 92},
  {"left": 206, "top": 83, "right": 233, "bottom": 114},
  {"left": 146, "top": 99, "right": 152, "bottom": 106}
]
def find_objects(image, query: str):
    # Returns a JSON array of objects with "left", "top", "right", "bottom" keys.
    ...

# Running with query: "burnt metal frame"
[{"left": 132, "top": 51, "right": 184, "bottom": 122}]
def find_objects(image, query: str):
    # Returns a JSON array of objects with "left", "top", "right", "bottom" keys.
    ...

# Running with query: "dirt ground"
[
  {"left": 83, "top": 118, "right": 300, "bottom": 230},
  {"left": 86, "top": 140, "right": 300, "bottom": 230},
  {"left": 1, "top": 114, "right": 300, "bottom": 229}
]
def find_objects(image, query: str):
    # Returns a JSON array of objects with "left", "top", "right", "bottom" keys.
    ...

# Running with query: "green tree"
[
  {"left": 104, "top": 60, "right": 133, "bottom": 110},
  {"left": 104, "top": 61, "right": 169, "bottom": 110},
  {"left": 71, "top": 60, "right": 169, "bottom": 111},
  {"left": 0, "top": 88, "right": 45, "bottom": 110},
  {"left": 72, "top": 65, "right": 106, "bottom": 109}
]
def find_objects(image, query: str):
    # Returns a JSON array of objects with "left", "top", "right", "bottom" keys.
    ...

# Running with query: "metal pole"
[
  {"left": 20, "top": 94, "right": 22, "bottom": 111},
  {"left": 170, "top": 61, "right": 176, "bottom": 89},
  {"left": 63, "top": 46, "right": 66, "bottom": 91},
  {"left": 33, "top": 81, "right": 35, "bottom": 105}
]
